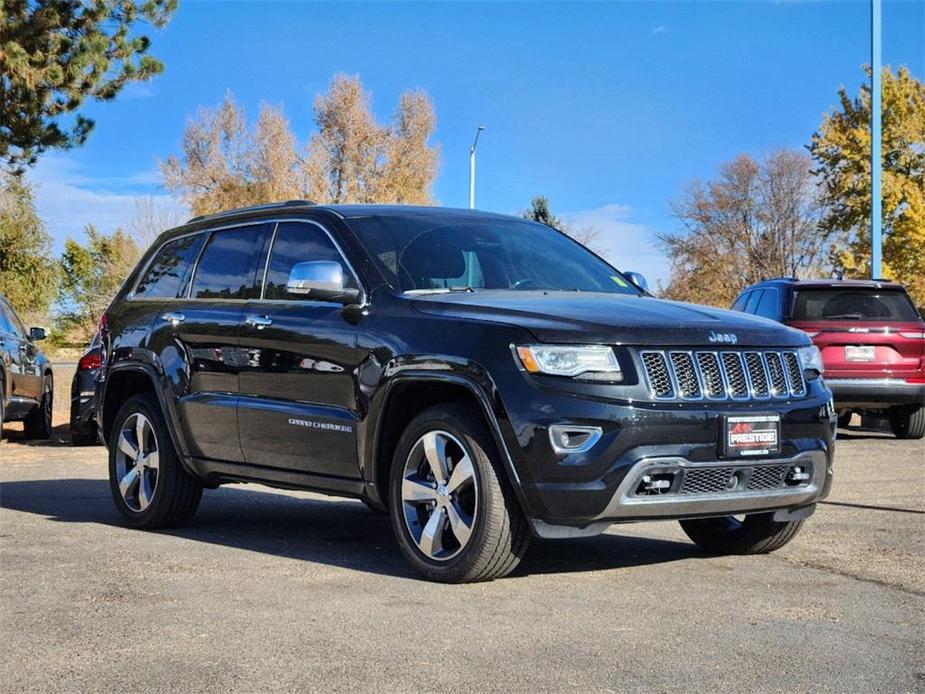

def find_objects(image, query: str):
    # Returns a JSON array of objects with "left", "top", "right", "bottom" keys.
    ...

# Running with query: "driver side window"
[{"left": 263, "top": 222, "right": 357, "bottom": 300}]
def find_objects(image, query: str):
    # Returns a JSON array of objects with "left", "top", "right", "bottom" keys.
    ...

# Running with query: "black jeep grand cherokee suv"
[{"left": 97, "top": 201, "right": 835, "bottom": 582}]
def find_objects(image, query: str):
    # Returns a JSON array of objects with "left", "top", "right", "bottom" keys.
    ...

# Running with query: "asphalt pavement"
[{"left": 0, "top": 366, "right": 922, "bottom": 692}]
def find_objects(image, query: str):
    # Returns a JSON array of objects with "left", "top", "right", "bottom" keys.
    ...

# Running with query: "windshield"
[
  {"left": 345, "top": 215, "right": 639, "bottom": 295},
  {"left": 792, "top": 288, "right": 920, "bottom": 322}
]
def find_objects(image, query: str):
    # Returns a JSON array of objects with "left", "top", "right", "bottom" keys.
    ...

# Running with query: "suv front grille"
[{"left": 639, "top": 349, "right": 806, "bottom": 401}]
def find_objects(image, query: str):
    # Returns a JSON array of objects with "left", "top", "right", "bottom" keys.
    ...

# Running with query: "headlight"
[
  {"left": 514, "top": 345, "right": 622, "bottom": 382},
  {"left": 797, "top": 344, "right": 824, "bottom": 375}
]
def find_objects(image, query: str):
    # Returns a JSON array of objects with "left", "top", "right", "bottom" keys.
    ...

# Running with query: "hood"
[{"left": 410, "top": 291, "right": 809, "bottom": 347}]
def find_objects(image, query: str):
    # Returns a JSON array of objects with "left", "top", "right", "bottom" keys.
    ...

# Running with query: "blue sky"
[{"left": 28, "top": 0, "right": 925, "bottom": 287}]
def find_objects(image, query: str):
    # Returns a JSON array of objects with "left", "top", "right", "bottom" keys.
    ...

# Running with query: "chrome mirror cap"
[
  {"left": 625, "top": 271, "right": 649, "bottom": 292},
  {"left": 287, "top": 261, "right": 344, "bottom": 294}
]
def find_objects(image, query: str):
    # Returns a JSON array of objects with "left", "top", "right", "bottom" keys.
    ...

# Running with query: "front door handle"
[
  {"left": 161, "top": 311, "right": 186, "bottom": 326},
  {"left": 244, "top": 315, "right": 273, "bottom": 330}
]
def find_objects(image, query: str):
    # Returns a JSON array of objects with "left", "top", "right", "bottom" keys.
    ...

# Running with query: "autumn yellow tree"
[
  {"left": 809, "top": 66, "right": 925, "bottom": 302},
  {"left": 659, "top": 151, "right": 833, "bottom": 307},
  {"left": 162, "top": 75, "right": 439, "bottom": 216}
]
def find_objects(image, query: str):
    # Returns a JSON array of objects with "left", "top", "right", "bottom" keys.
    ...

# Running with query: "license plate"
[
  {"left": 723, "top": 414, "right": 780, "bottom": 458},
  {"left": 845, "top": 345, "right": 875, "bottom": 362}
]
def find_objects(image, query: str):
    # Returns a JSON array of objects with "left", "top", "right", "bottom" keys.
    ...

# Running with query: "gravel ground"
[{"left": 1, "top": 365, "right": 923, "bottom": 692}]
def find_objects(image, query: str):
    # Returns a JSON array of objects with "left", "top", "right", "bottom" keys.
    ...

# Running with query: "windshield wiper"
[
  {"left": 825, "top": 313, "right": 865, "bottom": 320},
  {"left": 403, "top": 286, "right": 476, "bottom": 295}
]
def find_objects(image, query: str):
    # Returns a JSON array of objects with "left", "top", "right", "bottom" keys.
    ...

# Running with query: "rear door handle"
[
  {"left": 161, "top": 312, "right": 186, "bottom": 326},
  {"left": 244, "top": 315, "right": 273, "bottom": 330}
]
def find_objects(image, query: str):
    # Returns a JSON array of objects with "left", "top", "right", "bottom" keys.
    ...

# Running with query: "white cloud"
[
  {"left": 651, "top": 25, "right": 667, "bottom": 35},
  {"left": 25, "top": 154, "right": 187, "bottom": 252},
  {"left": 560, "top": 203, "right": 669, "bottom": 290}
]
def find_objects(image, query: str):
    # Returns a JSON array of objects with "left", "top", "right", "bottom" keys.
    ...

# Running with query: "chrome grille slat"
[
  {"left": 720, "top": 352, "right": 749, "bottom": 399},
  {"left": 765, "top": 352, "right": 788, "bottom": 397},
  {"left": 744, "top": 351, "right": 770, "bottom": 398},
  {"left": 783, "top": 352, "right": 806, "bottom": 397},
  {"left": 641, "top": 351, "right": 674, "bottom": 399},
  {"left": 696, "top": 352, "right": 724, "bottom": 399},
  {"left": 639, "top": 348, "right": 806, "bottom": 402},
  {"left": 669, "top": 352, "right": 701, "bottom": 399}
]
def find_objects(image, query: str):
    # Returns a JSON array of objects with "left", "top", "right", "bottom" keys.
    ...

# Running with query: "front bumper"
[
  {"left": 826, "top": 378, "right": 925, "bottom": 408},
  {"left": 492, "top": 369, "right": 835, "bottom": 534}
]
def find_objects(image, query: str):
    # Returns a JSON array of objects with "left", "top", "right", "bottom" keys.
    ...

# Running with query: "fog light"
[{"left": 549, "top": 425, "right": 602, "bottom": 455}]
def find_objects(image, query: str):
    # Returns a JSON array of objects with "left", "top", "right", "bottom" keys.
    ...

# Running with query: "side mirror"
[
  {"left": 625, "top": 271, "right": 649, "bottom": 292},
  {"left": 29, "top": 326, "right": 47, "bottom": 341},
  {"left": 286, "top": 261, "right": 361, "bottom": 304}
]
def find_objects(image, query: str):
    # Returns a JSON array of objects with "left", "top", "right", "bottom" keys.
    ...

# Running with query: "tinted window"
[
  {"left": 744, "top": 289, "right": 763, "bottom": 314},
  {"left": 346, "top": 215, "right": 640, "bottom": 295},
  {"left": 792, "top": 288, "right": 920, "bottom": 322},
  {"left": 731, "top": 292, "right": 750, "bottom": 312},
  {"left": 263, "top": 222, "right": 358, "bottom": 300},
  {"left": 0, "top": 303, "right": 16, "bottom": 335},
  {"left": 191, "top": 226, "right": 263, "bottom": 300},
  {"left": 135, "top": 234, "right": 206, "bottom": 299},
  {"left": 755, "top": 288, "right": 780, "bottom": 319}
]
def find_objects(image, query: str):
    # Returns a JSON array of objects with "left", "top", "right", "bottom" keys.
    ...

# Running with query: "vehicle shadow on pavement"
[
  {"left": 0, "top": 477, "right": 703, "bottom": 580},
  {"left": 1, "top": 422, "right": 72, "bottom": 447}
]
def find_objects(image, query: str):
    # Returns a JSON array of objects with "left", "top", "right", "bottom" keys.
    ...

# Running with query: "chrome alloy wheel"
[
  {"left": 115, "top": 412, "right": 159, "bottom": 512},
  {"left": 400, "top": 430, "right": 479, "bottom": 561}
]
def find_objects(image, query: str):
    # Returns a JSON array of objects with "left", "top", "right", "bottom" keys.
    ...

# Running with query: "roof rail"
[{"left": 186, "top": 199, "right": 317, "bottom": 224}]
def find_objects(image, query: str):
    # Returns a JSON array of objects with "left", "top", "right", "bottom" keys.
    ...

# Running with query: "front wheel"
[
  {"left": 679, "top": 513, "right": 804, "bottom": 555},
  {"left": 889, "top": 406, "right": 925, "bottom": 440},
  {"left": 389, "top": 404, "right": 529, "bottom": 583},
  {"left": 108, "top": 393, "right": 203, "bottom": 529}
]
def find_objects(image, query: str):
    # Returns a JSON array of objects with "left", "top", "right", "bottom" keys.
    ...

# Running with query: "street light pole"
[
  {"left": 871, "top": 0, "right": 882, "bottom": 279},
  {"left": 469, "top": 126, "right": 485, "bottom": 209}
]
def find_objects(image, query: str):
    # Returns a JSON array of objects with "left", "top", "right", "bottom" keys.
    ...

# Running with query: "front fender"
[{"left": 362, "top": 363, "right": 531, "bottom": 517}]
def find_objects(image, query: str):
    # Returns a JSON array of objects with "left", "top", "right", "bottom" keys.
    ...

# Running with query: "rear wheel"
[
  {"left": 889, "top": 406, "right": 925, "bottom": 440},
  {"left": 23, "top": 375, "right": 53, "bottom": 439},
  {"left": 679, "top": 513, "right": 804, "bottom": 554},
  {"left": 389, "top": 404, "right": 529, "bottom": 583},
  {"left": 108, "top": 394, "right": 202, "bottom": 529}
]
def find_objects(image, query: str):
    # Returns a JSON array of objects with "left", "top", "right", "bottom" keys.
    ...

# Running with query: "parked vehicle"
[
  {"left": 731, "top": 278, "right": 925, "bottom": 439},
  {"left": 0, "top": 295, "right": 53, "bottom": 440},
  {"left": 70, "top": 333, "right": 101, "bottom": 445},
  {"left": 97, "top": 202, "right": 835, "bottom": 582}
]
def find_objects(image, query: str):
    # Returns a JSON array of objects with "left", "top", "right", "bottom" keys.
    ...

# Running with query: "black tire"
[
  {"left": 836, "top": 410, "right": 853, "bottom": 429},
  {"left": 889, "top": 406, "right": 925, "bottom": 440},
  {"left": 388, "top": 404, "right": 529, "bottom": 583},
  {"left": 679, "top": 513, "right": 804, "bottom": 555},
  {"left": 108, "top": 393, "right": 202, "bottom": 529},
  {"left": 23, "top": 374, "right": 53, "bottom": 439}
]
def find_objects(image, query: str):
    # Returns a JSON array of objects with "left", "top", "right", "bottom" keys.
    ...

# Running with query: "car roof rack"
[{"left": 186, "top": 199, "right": 317, "bottom": 225}]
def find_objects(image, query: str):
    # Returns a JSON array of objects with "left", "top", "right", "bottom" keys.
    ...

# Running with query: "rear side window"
[
  {"left": 263, "top": 222, "right": 358, "bottom": 300},
  {"left": 0, "top": 302, "right": 17, "bottom": 335},
  {"left": 191, "top": 225, "right": 264, "bottom": 300},
  {"left": 793, "top": 288, "right": 920, "bottom": 321},
  {"left": 744, "top": 289, "right": 763, "bottom": 314},
  {"left": 755, "top": 288, "right": 780, "bottom": 319},
  {"left": 135, "top": 234, "right": 205, "bottom": 299}
]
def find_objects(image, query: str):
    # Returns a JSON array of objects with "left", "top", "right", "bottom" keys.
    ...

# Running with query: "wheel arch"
[
  {"left": 367, "top": 373, "right": 526, "bottom": 514},
  {"left": 101, "top": 364, "right": 191, "bottom": 469}
]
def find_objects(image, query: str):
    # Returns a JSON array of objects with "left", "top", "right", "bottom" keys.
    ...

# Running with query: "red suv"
[{"left": 732, "top": 279, "right": 925, "bottom": 439}]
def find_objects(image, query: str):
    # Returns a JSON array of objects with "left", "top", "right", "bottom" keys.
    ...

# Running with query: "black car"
[
  {"left": 96, "top": 202, "right": 835, "bottom": 582},
  {"left": 70, "top": 333, "right": 101, "bottom": 445},
  {"left": 0, "top": 295, "right": 53, "bottom": 440}
]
